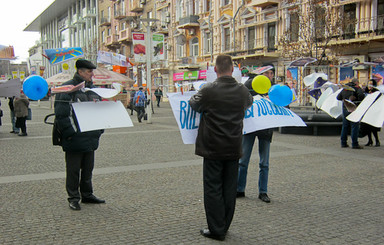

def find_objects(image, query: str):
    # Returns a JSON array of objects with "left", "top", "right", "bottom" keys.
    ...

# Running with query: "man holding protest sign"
[
  {"left": 189, "top": 55, "right": 253, "bottom": 241},
  {"left": 54, "top": 59, "right": 105, "bottom": 211},
  {"left": 237, "top": 65, "right": 275, "bottom": 203}
]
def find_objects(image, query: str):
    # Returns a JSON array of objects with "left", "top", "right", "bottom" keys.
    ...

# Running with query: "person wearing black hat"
[{"left": 54, "top": 59, "right": 105, "bottom": 210}]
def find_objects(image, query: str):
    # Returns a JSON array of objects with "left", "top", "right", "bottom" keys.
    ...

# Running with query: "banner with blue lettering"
[{"left": 168, "top": 92, "right": 306, "bottom": 144}]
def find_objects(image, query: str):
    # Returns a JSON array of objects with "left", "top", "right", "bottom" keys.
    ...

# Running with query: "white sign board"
[
  {"left": 72, "top": 101, "right": 133, "bottom": 132},
  {"left": 168, "top": 92, "right": 306, "bottom": 144}
]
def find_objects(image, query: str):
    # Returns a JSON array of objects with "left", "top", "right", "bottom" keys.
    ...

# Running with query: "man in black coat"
[
  {"left": 54, "top": 59, "right": 105, "bottom": 210},
  {"left": 336, "top": 78, "right": 365, "bottom": 149},
  {"left": 189, "top": 55, "right": 253, "bottom": 241}
]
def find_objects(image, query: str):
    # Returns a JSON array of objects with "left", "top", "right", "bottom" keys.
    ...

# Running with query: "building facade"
[{"left": 25, "top": 0, "right": 384, "bottom": 104}]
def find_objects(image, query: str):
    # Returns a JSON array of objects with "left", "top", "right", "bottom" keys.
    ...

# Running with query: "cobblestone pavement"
[{"left": 0, "top": 98, "right": 383, "bottom": 245}]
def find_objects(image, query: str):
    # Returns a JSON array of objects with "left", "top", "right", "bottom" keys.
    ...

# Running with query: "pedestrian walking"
[
  {"left": 237, "top": 65, "right": 275, "bottom": 203},
  {"left": 189, "top": 54, "right": 253, "bottom": 241},
  {"left": 129, "top": 87, "right": 136, "bottom": 115},
  {"left": 13, "top": 93, "right": 29, "bottom": 136},
  {"left": 154, "top": 87, "right": 163, "bottom": 107},
  {"left": 54, "top": 59, "right": 105, "bottom": 211},
  {"left": 134, "top": 86, "right": 147, "bottom": 123},
  {"left": 360, "top": 79, "right": 380, "bottom": 146}
]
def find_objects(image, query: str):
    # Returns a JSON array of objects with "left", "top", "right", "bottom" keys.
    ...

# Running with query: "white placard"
[
  {"left": 72, "top": 101, "right": 133, "bottom": 132},
  {"left": 347, "top": 91, "right": 381, "bottom": 122},
  {"left": 168, "top": 92, "right": 306, "bottom": 144}
]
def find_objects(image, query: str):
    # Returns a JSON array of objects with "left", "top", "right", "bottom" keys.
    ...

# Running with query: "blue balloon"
[
  {"left": 23, "top": 76, "right": 48, "bottom": 100},
  {"left": 268, "top": 84, "right": 293, "bottom": 107}
]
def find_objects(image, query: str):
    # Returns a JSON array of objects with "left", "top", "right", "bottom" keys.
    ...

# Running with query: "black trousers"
[
  {"left": 136, "top": 106, "right": 145, "bottom": 121},
  {"left": 65, "top": 151, "right": 95, "bottom": 202},
  {"left": 203, "top": 158, "right": 239, "bottom": 236}
]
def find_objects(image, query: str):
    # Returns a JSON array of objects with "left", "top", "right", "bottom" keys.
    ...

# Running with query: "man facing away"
[
  {"left": 133, "top": 86, "right": 147, "bottom": 123},
  {"left": 189, "top": 54, "right": 253, "bottom": 241},
  {"left": 54, "top": 59, "right": 105, "bottom": 211},
  {"left": 237, "top": 65, "right": 275, "bottom": 203}
]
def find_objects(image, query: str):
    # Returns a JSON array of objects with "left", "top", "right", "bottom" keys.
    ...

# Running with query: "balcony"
[
  {"left": 106, "top": 34, "right": 120, "bottom": 47},
  {"left": 73, "top": 15, "right": 86, "bottom": 25},
  {"left": 178, "top": 15, "right": 199, "bottom": 29},
  {"left": 131, "top": 2, "right": 144, "bottom": 13},
  {"left": 156, "top": 0, "right": 169, "bottom": 10},
  {"left": 157, "top": 25, "right": 169, "bottom": 34},
  {"left": 119, "top": 29, "right": 132, "bottom": 42},
  {"left": 115, "top": 10, "right": 127, "bottom": 20},
  {"left": 177, "top": 56, "right": 200, "bottom": 69},
  {"left": 100, "top": 17, "right": 111, "bottom": 26},
  {"left": 249, "top": 0, "right": 279, "bottom": 8},
  {"left": 84, "top": 9, "right": 97, "bottom": 18}
]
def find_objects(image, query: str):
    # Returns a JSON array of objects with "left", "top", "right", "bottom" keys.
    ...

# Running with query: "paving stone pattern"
[{"left": 0, "top": 99, "right": 383, "bottom": 244}]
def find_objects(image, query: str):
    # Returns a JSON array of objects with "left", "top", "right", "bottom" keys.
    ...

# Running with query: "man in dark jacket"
[
  {"left": 189, "top": 55, "right": 253, "bottom": 241},
  {"left": 336, "top": 78, "right": 365, "bottom": 149},
  {"left": 54, "top": 59, "right": 105, "bottom": 211},
  {"left": 237, "top": 66, "right": 274, "bottom": 203}
]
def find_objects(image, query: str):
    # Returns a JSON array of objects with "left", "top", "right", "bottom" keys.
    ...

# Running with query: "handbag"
[{"left": 26, "top": 108, "right": 32, "bottom": 120}]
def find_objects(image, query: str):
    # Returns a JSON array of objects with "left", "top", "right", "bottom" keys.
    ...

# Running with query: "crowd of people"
[{"left": 0, "top": 56, "right": 382, "bottom": 242}]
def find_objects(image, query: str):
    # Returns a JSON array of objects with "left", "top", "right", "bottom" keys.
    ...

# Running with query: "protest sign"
[{"left": 168, "top": 92, "right": 306, "bottom": 144}]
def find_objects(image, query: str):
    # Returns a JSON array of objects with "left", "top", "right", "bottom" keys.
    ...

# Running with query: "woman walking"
[{"left": 13, "top": 93, "right": 30, "bottom": 136}]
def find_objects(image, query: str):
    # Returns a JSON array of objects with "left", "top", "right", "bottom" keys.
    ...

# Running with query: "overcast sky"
[{"left": 0, "top": 0, "right": 55, "bottom": 63}]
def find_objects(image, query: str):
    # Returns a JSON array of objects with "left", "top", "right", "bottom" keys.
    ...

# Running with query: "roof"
[{"left": 24, "top": 0, "right": 79, "bottom": 32}]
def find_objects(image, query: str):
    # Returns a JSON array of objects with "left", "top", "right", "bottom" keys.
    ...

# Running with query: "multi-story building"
[
  {"left": 24, "top": 0, "right": 384, "bottom": 104},
  {"left": 24, "top": 0, "right": 98, "bottom": 79}
]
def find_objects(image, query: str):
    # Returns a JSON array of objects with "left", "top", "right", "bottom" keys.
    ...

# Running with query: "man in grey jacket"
[{"left": 189, "top": 55, "right": 253, "bottom": 241}]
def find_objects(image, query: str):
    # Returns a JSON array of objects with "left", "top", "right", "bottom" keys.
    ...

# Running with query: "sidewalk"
[{"left": 0, "top": 99, "right": 383, "bottom": 244}]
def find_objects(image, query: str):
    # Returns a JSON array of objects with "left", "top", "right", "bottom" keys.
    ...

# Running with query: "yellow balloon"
[{"left": 251, "top": 75, "right": 271, "bottom": 94}]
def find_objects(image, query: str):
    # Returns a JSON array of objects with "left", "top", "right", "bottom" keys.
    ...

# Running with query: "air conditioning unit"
[
  {"left": 131, "top": 22, "right": 138, "bottom": 29},
  {"left": 352, "top": 55, "right": 368, "bottom": 70},
  {"left": 190, "top": 29, "right": 195, "bottom": 36},
  {"left": 140, "top": 0, "right": 146, "bottom": 4},
  {"left": 165, "top": 17, "right": 170, "bottom": 23}
]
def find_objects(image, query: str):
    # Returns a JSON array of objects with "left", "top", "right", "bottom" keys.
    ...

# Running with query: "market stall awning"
[{"left": 46, "top": 68, "right": 134, "bottom": 87}]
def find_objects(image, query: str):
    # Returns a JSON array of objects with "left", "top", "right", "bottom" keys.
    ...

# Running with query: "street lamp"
[{"left": 139, "top": 18, "right": 159, "bottom": 124}]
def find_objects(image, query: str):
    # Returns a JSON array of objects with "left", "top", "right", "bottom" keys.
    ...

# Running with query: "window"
[
  {"left": 114, "top": 3, "right": 118, "bottom": 16},
  {"left": 223, "top": 27, "right": 230, "bottom": 51},
  {"left": 101, "top": 10, "right": 104, "bottom": 19},
  {"left": 107, "top": 28, "right": 111, "bottom": 36},
  {"left": 176, "top": 44, "right": 185, "bottom": 59},
  {"left": 267, "top": 23, "right": 276, "bottom": 50},
  {"left": 176, "top": 0, "right": 184, "bottom": 20},
  {"left": 222, "top": 0, "right": 230, "bottom": 6},
  {"left": 204, "top": 0, "right": 211, "bottom": 12},
  {"left": 190, "top": 37, "right": 199, "bottom": 56},
  {"left": 314, "top": 6, "right": 325, "bottom": 40},
  {"left": 248, "top": 26, "right": 255, "bottom": 50},
  {"left": 121, "top": 22, "right": 126, "bottom": 30},
  {"left": 290, "top": 12, "right": 299, "bottom": 42},
  {"left": 102, "top": 30, "right": 105, "bottom": 43},
  {"left": 204, "top": 32, "right": 211, "bottom": 54},
  {"left": 108, "top": 7, "right": 111, "bottom": 21},
  {"left": 343, "top": 3, "right": 356, "bottom": 39}
]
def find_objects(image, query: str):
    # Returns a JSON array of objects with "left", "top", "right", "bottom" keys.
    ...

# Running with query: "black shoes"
[
  {"left": 18, "top": 133, "right": 28, "bottom": 136},
  {"left": 236, "top": 192, "right": 245, "bottom": 198},
  {"left": 376, "top": 142, "right": 380, "bottom": 147},
  {"left": 341, "top": 144, "right": 349, "bottom": 148},
  {"left": 200, "top": 229, "right": 225, "bottom": 241},
  {"left": 258, "top": 193, "right": 271, "bottom": 203},
  {"left": 352, "top": 145, "right": 363, "bottom": 149},
  {"left": 81, "top": 195, "right": 105, "bottom": 204},
  {"left": 69, "top": 201, "right": 81, "bottom": 210},
  {"left": 365, "top": 141, "right": 373, "bottom": 146}
]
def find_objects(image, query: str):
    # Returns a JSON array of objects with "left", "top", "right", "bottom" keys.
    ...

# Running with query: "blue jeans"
[
  {"left": 10, "top": 111, "right": 19, "bottom": 133},
  {"left": 237, "top": 133, "right": 270, "bottom": 194},
  {"left": 340, "top": 114, "right": 360, "bottom": 147}
]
